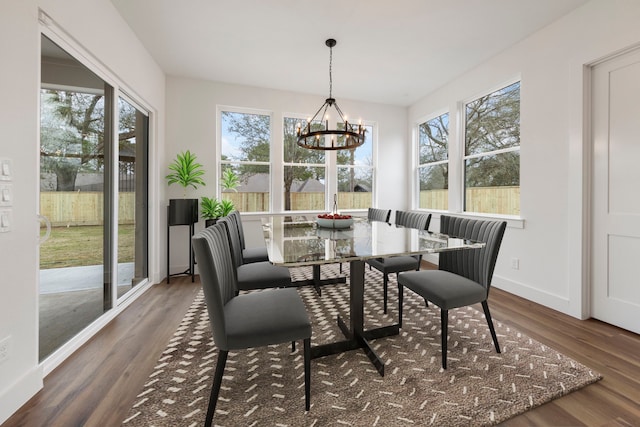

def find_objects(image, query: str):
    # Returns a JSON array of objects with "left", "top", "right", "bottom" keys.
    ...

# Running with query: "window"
[
  {"left": 417, "top": 113, "right": 449, "bottom": 210},
  {"left": 464, "top": 81, "right": 520, "bottom": 215},
  {"left": 337, "top": 123, "right": 374, "bottom": 210},
  {"left": 220, "top": 109, "right": 271, "bottom": 212},
  {"left": 283, "top": 117, "right": 326, "bottom": 211}
]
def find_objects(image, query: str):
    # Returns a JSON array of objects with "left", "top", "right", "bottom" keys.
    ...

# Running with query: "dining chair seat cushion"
[
  {"left": 399, "top": 269, "right": 488, "bottom": 310},
  {"left": 237, "top": 262, "right": 292, "bottom": 290},
  {"left": 366, "top": 255, "right": 420, "bottom": 275},
  {"left": 242, "top": 247, "right": 270, "bottom": 264},
  {"left": 224, "top": 288, "right": 312, "bottom": 350}
]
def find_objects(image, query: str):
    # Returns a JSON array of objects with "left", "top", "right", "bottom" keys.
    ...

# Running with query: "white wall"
[
  {"left": 0, "top": 0, "right": 165, "bottom": 423},
  {"left": 165, "top": 77, "right": 408, "bottom": 270},
  {"left": 408, "top": 0, "right": 640, "bottom": 318}
]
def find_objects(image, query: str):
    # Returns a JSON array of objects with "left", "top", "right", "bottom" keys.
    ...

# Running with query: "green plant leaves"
[
  {"left": 200, "top": 197, "right": 222, "bottom": 219},
  {"left": 166, "top": 150, "right": 206, "bottom": 190}
]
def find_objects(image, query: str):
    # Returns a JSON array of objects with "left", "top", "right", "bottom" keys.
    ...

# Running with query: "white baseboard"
[
  {"left": 0, "top": 365, "right": 43, "bottom": 425},
  {"left": 491, "top": 274, "right": 572, "bottom": 315}
]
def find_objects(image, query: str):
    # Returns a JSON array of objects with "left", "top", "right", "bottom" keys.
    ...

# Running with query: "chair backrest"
[
  {"left": 438, "top": 215, "right": 507, "bottom": 290},
  {"left": 228, "top": 210, "right": 246, "bottom": 249},
  {"left": 218, "top": 215, "right": 244, "bottom": 268},
  {"left": 395, "top": 210, "right": 432, "bottom": 230},
  {"left": 191, "top": 221, "right": 238, "bottom": 351},
  {"left": 368, "top": 208, "right": 391, "bottom": 223}
]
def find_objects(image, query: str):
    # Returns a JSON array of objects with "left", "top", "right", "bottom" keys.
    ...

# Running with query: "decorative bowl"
[{"left": 316, "top": 215, "right": 354, "bottom": 229}]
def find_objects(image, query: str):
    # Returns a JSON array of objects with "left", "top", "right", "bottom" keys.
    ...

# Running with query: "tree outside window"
[
  {"left": 337, "top": 123, "right": 374, "bottom": 210},
  {"left": 220, "top": 110, "right": 271, "bottom": 212},
  {"left": 283, "top": 117, "right": 326, "bottom": 211},
  {"left": 418, "top": 113, "right": 449, "bottom": 210},
  {"left": 40, "top": 90, "right": 105, "bottom": 191},
  {"left": 464, "top": 81, "right": 520, "bottom": 215}
]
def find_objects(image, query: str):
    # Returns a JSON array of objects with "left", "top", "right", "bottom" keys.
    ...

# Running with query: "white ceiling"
[{"left": 111, "top": 0, "right": 588, "bottom": 106}]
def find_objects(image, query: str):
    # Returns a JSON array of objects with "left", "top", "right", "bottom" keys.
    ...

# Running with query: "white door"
[{"left": 591, "top": 48, "right": 640, "bottom": 334}]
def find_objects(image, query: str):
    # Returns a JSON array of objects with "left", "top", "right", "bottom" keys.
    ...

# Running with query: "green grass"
[{"left": 40, "top": 225, "right": 135, "bottom": 269}]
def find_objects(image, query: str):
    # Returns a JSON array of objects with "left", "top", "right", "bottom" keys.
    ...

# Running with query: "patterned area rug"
[{"left": 123, "top": 264, "right": 601, "bottom": 426}]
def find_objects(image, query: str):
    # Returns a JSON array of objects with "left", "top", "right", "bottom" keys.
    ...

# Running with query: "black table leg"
[
  {"left": 291, "top": 264, "right": 347, "bottom": 295},
  {"left": 309, "top": 260, "right": 400, "bottom": 377}
]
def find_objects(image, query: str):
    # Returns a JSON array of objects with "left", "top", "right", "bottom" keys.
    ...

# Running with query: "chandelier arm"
[
  {"left": 308, "top": 101, "right": 329, "bottom": 126},
  {"left": 320, "top": 102, "right": 331, "bottom": 124},
  {"left": 331, "top": 101, "right": 349, "bottom": 124}
]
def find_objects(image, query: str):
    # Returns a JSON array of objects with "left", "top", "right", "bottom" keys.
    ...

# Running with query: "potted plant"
[
  {"left": 201, "top": 197, "right": 222, "bottom": 227},
  {"left": 201, "top": 169, "right": 239, "bottom": 227},
  {"left": 166, "top": 150, "right": 205, "bottom": 225}
]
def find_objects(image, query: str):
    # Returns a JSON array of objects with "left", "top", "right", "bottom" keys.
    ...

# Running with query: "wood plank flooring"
[{"left": 3, "top": 272, "right": 640, "bottom": 426}]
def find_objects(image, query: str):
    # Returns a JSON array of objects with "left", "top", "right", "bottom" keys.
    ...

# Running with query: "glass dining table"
[{"left": 261, "top": 215, "right": 484, "bottom": 376}]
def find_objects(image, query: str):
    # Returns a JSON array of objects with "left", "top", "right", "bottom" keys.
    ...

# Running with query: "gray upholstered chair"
[
  {"left": 398, "top": 215, "right": 506, "bottom": 369},
  {"left": 218, "top": 215, "right": 292, "bottom": 291},
  {"left": 367, "top": 207, "right": 391, "bottom": 223},
  {"left": 228, "top": 210, "right": 269, "bottom": 264},
  {"left": 192, "top": 222, "right": 312, "bottom": 426},
  {"left": 366, "top": 211, "right": 431, "bottom": 313}
]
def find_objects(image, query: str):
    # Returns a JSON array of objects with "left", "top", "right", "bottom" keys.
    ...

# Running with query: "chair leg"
[
  {"left": 339, "top": 263, "right": 343, "bottom": 273},
  {"left": 441, "top": 309, "right": 448, "bottom": 369},
  {"left": 304, "top": 338, "right": 311, "bottom": 411},
  {"left": 482, "top": 301, "right": 501, "bottom": 354},
  {"left": 205, "top": 350, "right": 228, "bottom": 427},
  {"left": 398, "top": 283, "right": 404, "bottom": 328},
  {"left": 424, "top": 298, "right": 429, "bottom": 307},
  {"left": 383, "top": 273, "right": 388, "bottom": 314},
  {"left": 291, "top": 341, "right": 295, "bottom": 352}
]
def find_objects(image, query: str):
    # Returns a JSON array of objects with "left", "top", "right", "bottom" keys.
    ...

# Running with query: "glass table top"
[{"left": 261, "top": 215, "right": 484, "bottom": 266}]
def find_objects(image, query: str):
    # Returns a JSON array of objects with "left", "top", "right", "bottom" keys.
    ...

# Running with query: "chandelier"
[{"left": 296, "top": 39, "right": 366, "bottom": 151}]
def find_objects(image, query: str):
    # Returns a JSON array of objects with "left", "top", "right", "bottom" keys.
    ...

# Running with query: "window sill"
[{"left": 417, "top": 210, "right": 525, "bottom": 229}]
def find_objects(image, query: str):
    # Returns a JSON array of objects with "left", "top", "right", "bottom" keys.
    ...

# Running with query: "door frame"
[{"left": 39, "top": 15, "right": 158, "bottom": 376}]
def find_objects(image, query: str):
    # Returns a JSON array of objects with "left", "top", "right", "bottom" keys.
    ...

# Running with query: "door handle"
[{"left": 37, "top": 214, "right": 51, "bottom": 244}]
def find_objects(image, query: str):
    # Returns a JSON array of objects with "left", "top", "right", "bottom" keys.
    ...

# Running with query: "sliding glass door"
[
  {"left": 39, "top": 35, "right": 148, "bottom": 361},
  {"left": 117, "top": 96, "right": 148, "bottom": 299}
]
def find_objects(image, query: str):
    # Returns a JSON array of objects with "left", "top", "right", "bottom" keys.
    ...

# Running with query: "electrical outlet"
[
  {"left": 511, "top": 258, "right": 520, "bottom": 270},
  {"left": 0, "top": 336, "right": 10, "bottom": 364}
]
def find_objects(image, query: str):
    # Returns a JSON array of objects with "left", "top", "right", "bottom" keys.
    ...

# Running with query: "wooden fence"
[
  {"left": 419, "top": 186, "right": 520, "bottom": 215},
  {"left": 41, "top": 186, "right": 519, "bottom": 226},
  {"left": 223, "top": 192, "right": 372, "bottom": 212},
  {"left": 40, "top": 192, "right": 135, "bottom": 226}
]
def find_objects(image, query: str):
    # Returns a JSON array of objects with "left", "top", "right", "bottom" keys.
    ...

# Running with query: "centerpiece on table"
[{"left": 316, "top": 194, "right": 354, "bottom": 229}]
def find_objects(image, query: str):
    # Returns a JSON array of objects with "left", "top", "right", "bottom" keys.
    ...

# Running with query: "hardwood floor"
[
  {"left": 2, "top": 276, "right": 201, "bottom": 427},
  {"left": 3, "top": 273, "right": 640, "bottom": 426}
]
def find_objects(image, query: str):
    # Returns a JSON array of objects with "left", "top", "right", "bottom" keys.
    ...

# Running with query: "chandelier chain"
[{"left": 328, "top": 44, "right": 333, "bottom": 99}]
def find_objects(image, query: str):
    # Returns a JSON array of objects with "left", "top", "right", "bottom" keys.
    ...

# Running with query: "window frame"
[
  {"left": 461, "top": 79, "right": 521, "bottom": 217},
  {"left": 415, "top": 110, "right": 450, "bottom": 212},
  {"left": 336, "top": 121, "right": 376, "bottom": 212},
  {"left": 282, "top": 114, "right": 328, "bottom": 212},
  {"left": 413, "top": 78, "right": 524, "bottom": 228},
  {"left": 217, "top": 105, "right": 274, "bottom": 214}
]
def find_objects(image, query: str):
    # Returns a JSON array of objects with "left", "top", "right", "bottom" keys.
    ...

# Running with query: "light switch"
[
  {"left": 0, "top": 210, "right": 10, "bottom": 232},
  {"left": 0, "top": 185, "right": 11, "bottom": 207},
  {"left": 0, "top": 158, "right": 12, "bottom": 181}
]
